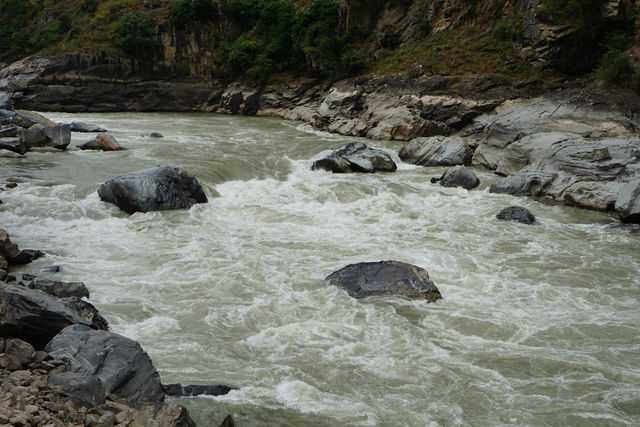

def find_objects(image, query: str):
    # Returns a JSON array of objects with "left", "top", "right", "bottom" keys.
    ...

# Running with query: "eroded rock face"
[
  {"left": 325, "top": 260, "right": 442, "bottom": 301},
  {"left": 312, "top": 142, "right": 397, "bottom": 173},
  {"left": 496, "top": 206, "right": 536, "bottom": 224},
  {"left": 97, "top": 166, "right": 208, "bottom": 214},
  {"left": 46, "top": 324, "right": 164, "bottom": 408},
  {"left": 399, "top": 135, "right": 472, "bottom": 166}
]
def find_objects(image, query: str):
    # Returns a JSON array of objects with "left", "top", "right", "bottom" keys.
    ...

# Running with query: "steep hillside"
[{"left": 1, "top": 0, "right": 638, "bottom": 89}]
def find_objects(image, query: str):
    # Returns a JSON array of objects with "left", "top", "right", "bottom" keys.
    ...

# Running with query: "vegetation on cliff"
[{"left": 0, "top": 0, "right": 638, "bottom": 90}]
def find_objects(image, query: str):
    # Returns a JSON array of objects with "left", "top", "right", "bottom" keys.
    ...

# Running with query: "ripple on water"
[{"left": 1, "top": 111, "right": 639, "bottom": 426}]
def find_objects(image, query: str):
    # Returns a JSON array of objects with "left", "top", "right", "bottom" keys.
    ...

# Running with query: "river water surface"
[{"left": 1, "top": 112, "right": 639, "bottom": 426}]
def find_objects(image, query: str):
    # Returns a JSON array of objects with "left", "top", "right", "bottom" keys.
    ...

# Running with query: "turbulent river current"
[{"left": 1, "top": 112, "right": 640, "bottom": 426}]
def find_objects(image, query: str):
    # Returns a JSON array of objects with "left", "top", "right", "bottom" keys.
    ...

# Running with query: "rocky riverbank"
[
  {"left": 0, "top": 227, "right": 234, "bottom": 427},
  {"left": 6, "top": 51, "right": 639, "bottom": 222}
]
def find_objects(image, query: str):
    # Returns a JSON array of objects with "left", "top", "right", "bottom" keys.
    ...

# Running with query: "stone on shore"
[
  {"left": 496, "top": 206, "right": 536, "bottom": 224},
  {"left": 399, "top": 136, "right": 472, "bottom": 166},
  {"left": 489, "top": 170, "right": 556, "bottom": 197},
  {"left": 70, "top": 121, "right": 107, "bottom": 132},
  {"left": 0, "top": 284, "right": 107, "bottom": 348},
  {"left": 325, "top": 260, "right": 442, "bottom": 301},
  {"left": 77, "top": 134, "right": 124, "bottom": 151},
  {"left": 97, "top": 165, "right": 208, "bottom": 214},
  {"left": 0, "top": 337, "right": 35, "bottom": 370},
  {"left": 0, "top": 148, "right": 25, "bottom": 158},
  {"left": 28, "top": 279, "right": 90, "bottom": 299},
  {"left": 48, "top": 372, "right": 106, "bottom": 407},
  {"left": 46, "top": 324, "right": 165, "bottom": 407},
  {"left": 432, "top": 165, "right": 480, "bottom": 190},
  {"left": 312, "top": 142, "right": 397, "bottom": 173}
]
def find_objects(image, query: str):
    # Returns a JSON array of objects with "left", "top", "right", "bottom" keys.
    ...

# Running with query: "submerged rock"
[
  {"left": 77, "top": 134, "right": 124, "bottom": 151},
  {"left": 325, "top": 260, "right": 442, "bottom": 301},
  {"left": 163, "top": 383, "right": 232, "bottom": 397},
  {"left": 312, "top": 142, "right": 397, "bottom": 173},
  {"left": 496, "top": 206, "right": 536, "bottom": 224},
  {"left": 399, "top": 135, "right": 472, "bottom": 166},
  {"left": 70, "top": 121, "right": 107, "bottom": 132},
  {"left": 431, "top": 165, "right": 480, "bottom": 190},
  {"left": 46, "top": 324, "right": 165, "bottom": 407},
  {"left": 97, "top": 165, "right": 208, "bottom": 214}
]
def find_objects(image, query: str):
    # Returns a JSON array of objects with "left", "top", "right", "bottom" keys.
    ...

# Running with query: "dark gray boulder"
[
  {"left": 7, "top": 249, "right": 45, "bottom": 266},
  {"left": 97, "top": 166, "right": 208, "bottom": 214},
  {"left": 312, "top": 142, "right": 397, "bottom": 173},
  {"left": 48, "top": 372, "right": 106, "bottom": 408},
  {"left": 70, "top": 122, "right": 107, "bottom": 133},
  {"left": 0, "top": 284, "right": 107, "bottom": 349},
  {"left": 0, "top": 136, "right": 27, "bottom": 154},
  {"left": 325, "top": 260, "right": 442, "bottom": 301},
  {"left": 432, "top": 165, "right": 480, "bottom": 190},
  {"left": 28, "top": 279, "right": 89, "bottom": 299},
  {"left": 0, "top": 148, "right": 25, "bottom": 158},
  {"left": 399, "top": 136, "right": 472, "bottom": 166},
  {"left": 46, "top": 324, "right": 165, "bottom": 407},
  {"left": 489, "top": 170, "right": 557, "bottom": 197},
  {"left": 77, "top": 134, "right": 124, "bottom": 151},
  {"left": 496, "top": 206, "right": 536, "bottom": 224},
  {"left": 150, "top": 132, "right": 164, "bottom": 138},
  {"left": 162, "top": 383, "right": 232, "bottom": 397}
]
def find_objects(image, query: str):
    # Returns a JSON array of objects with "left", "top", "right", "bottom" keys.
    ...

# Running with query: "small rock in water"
[
  {"left": 312, "top": 142, "right": 397, "bottom": 173},
  {"left": 42, "top": 265, "right": 61, "bottom": 273},
  {"left": 150, "top": 132, "right": 164, "bottom": 138},
  {"left": 77, "top": 134, "right": 124, "bottom": 151},
  {"left": 220, "top": 415, "right": 235, "bottom": 427},
  {"left": 162, "top": 383, "right": 232, "bottom": 397},
  {"left": 325, "top": 260, "right": 442, "bottom": 301},
  {"left": 432, "top": 165, "right": 480, "bottom": 190},
  {"left": 496, "top": 206, "right": 536, "bottom": 224}
]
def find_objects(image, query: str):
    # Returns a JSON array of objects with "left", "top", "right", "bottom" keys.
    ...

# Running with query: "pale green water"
[{"left": 1, "top": 112, "right": 639, "bottom": 426}]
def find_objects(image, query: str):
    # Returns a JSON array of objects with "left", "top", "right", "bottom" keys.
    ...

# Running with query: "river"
[{"left": 1, "top": 112, "right": 639, "bottom": 426}]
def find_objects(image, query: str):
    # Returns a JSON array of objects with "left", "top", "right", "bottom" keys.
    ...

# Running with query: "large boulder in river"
[
  {"left": 46, "top": 324, "right": 165, "bottom": 408},
  {"left": 432, "top": 165, "right": 480, "bottom": 190},
  {"left": 325, "top": 260, "right": 442, "bottom": 301},
  {"left": 496, "top": 206, "right": 536, "bottom": 224},
  {"left": 98, "top": 166, "right": 208, "bottom": 214},
  {"left": 399, "top": 136, "right": 472, "bottom": 166},
  {"left": 312, "top": 142, "right": 397, "bottom": 173},
  {"left": 77, "top": 134, "right": 124, "bottom": 151},
  {"left": 0, "top": 284, "right": 108, "bottom": 348},
  {"left": 615, "top": 179, "right": 640, "bottom": 223}
]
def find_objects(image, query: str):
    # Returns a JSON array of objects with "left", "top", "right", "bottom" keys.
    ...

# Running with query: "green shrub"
[
  {"left": 169, "top": 0, "right": 217, "bottom": 28},
  {"left": 115, "top": 13, "right": 160, "bottom": 59},
  {"left": 225, "top": 0, "right": 264, "bottom": 32},
  {"left": 595, "top": 48, "right": 631, "bottom": 85}
]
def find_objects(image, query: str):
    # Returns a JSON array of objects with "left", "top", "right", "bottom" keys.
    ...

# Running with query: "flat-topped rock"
[
  {"left": 325, "top": 260, "right": 442, "bottom": 301},
  {"left": 70, "top": 122, "right": 107, "bottom": 132},
  {"left": 97, "top": 166, "right": 208, "bottom": 214},
  {"left": 312, "top": 142, "right": 397, "bottom": 173}
]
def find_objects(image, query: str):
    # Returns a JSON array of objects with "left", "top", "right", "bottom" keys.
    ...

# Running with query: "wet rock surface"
[
  {"left": 326, "top": 260, "right": 442, "bottom": 301},
  {"left": 98, "top": 165, "right": 208, "bottom": 214},
  {"left": 163, "top": 383, "right": 233, "bottom": 397},
  {"left": 496, "top": 206, "right": 536, "bottom": 224},
  {"left": 70, "top": 121, "right": 107, "bottom": 132},
  {"left": 312, "top": 142, "right": 397, "bottom": 173},
  {"left": 432, "top": 165, "right": 480, "bottom": 190},
  {"left": 77, "top": 134, "right": 124, "bottom": 151}
]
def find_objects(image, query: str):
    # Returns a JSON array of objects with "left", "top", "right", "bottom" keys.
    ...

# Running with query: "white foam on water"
[{"left": 2, "top": 112, "right": 639, "bottom": 426}]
